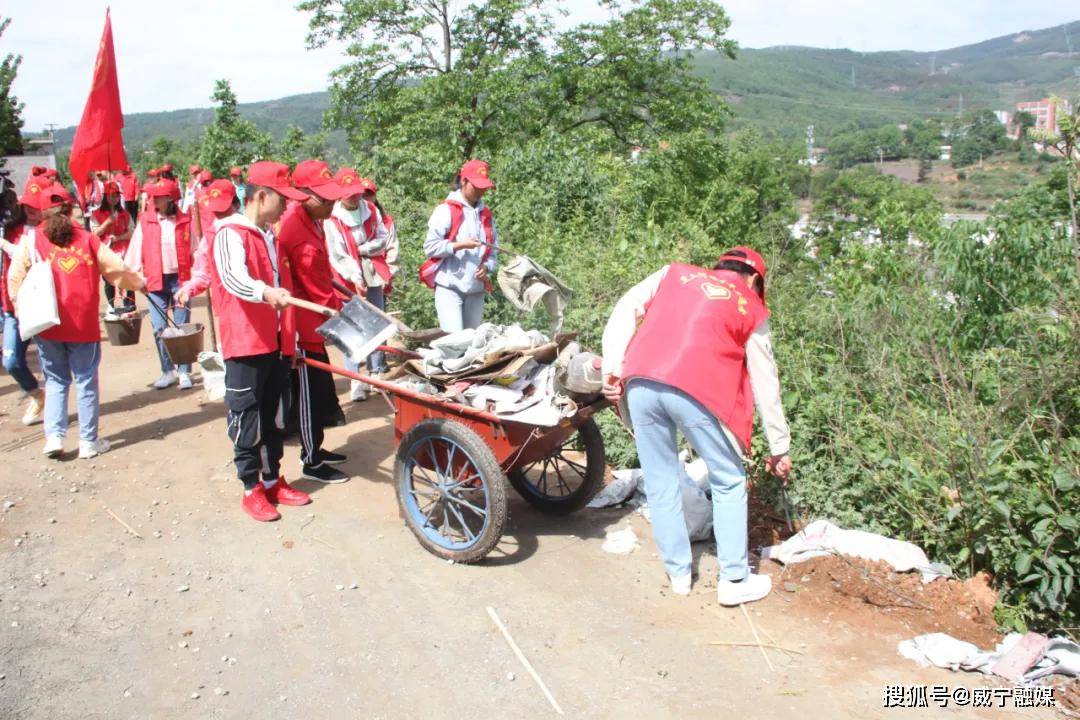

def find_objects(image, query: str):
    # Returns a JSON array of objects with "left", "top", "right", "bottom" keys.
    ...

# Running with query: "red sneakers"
[
  {"left": 265, "top": 476, "right": 312, "bottom": 507},
  {"left": 241, "top": 485, "right": 281, "bottom": 522}
]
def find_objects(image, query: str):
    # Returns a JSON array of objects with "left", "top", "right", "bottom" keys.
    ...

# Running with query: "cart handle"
[{"left": 297, "top": 356, "right": 506, "bottom": 425}]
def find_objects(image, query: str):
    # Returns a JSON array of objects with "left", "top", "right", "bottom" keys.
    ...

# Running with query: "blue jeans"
[
  {"left": 147, "top": 273, "right": 191, "bottom": 374},
  {"left": 434, "top": 285, "right": 485, "bottom": 332},
  {"left": 626, "top": 378, "right": 748, "bottom": 581},
  {"left": 345, "top": 285, "right": 390, "bottom": 375},
  {"left": 3, "top": 312, "right": 40, "bottom": 395},
  {"left": 35, "top": 339, "right": 101, "bottom": 442}
]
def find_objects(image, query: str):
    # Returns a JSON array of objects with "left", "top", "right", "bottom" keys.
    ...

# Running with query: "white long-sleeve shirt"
[
  {"left": 324, "top": 202, "right": 389, "bottom": 287},
  {"left": 423, "top": 190, "right": 499, "bottom": 294},
  {"left": 212, "top": 213, "right": 279, "bottom": 303},
  {"left": 125, "top": 214, "right": 179, "bottom": 275},
  {"left": 602, "top": 265, "right": 791, "bottom": 457}
]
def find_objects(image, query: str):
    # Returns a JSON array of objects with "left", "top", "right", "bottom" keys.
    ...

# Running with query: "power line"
[{"left": 732, "top": 92, "right": 973, "bottom": 117}]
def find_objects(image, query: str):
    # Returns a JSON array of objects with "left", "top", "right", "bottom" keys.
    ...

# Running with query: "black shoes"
[
  {"left": 319, "top": 450, "right": 347, "bottom": 465},
  {"left": 301, "top": 463, "right": 350, "bottom": 484}
]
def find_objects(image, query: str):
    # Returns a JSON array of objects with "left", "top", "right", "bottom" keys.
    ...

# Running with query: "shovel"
[{"left": 283, "top": 295, "right": 402, "bottom": 365}]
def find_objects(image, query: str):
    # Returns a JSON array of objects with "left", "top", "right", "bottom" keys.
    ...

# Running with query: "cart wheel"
[
  {"left": 508, "top": 418, "right": 605, "bottom": 515},
  {"left": 395, "top": 419, "right": 508, "bottom": 563}
]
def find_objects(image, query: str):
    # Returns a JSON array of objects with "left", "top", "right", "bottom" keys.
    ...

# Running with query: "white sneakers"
[
  {"left": 178, "top": 373, "right": 193, "bottom": 390},
  {"left": 153, "top": 371, "right": 178, "bottom": 389},
  {"left": 42, "top": 436, "right": 64, "bottom": 458},
  {"left": 349, "top": 379, "right": 368, "bottom": 402},
  {"left": 716, "top": 573, "right": 772, "bottom": 606},
  {"left": 669, "top": 572, "right": 692, "bottom": 596},
  {"left": 22, "top": 391, "right": 45, "bottom": 426},
  {"left": 78, "top": 438, "right": 110, "bottom": 460},
  {"left": 42, "top": 437, "right": 111, "bottom": 459}
]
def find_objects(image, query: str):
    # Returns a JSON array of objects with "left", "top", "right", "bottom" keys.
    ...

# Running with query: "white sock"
[{"left": 261, "top": 477, "right": 278, "bottom": 489}]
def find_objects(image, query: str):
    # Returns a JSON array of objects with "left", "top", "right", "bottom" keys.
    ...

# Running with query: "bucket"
[
  {"left": 103, "top": 315, "right": 143, "bottom": 346},
  {"left": 161, "top": 323, "right": 205, "bottom": 366}
]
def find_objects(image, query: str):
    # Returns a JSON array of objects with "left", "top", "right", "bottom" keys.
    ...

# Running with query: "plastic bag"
[{"left": 17, "top": 249, "right": 60, "bottom": 340}]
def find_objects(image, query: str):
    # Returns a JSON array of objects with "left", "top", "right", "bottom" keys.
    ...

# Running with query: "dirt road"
[{"left": 0, "top": 301, "right": 1053, "bottom": 719}]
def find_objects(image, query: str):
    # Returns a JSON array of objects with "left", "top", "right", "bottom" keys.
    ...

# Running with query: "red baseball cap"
[
  {"left": 716, "top": 246, "right": 767, "bottom": 300},
  {"left": 148, "top": 168, "right": 161, "bottom": 178},
  {"left": 229, "top": 166, "right": 244, "bottom": 178},
  {"left": 359, "top": 177, "right": 377, "bottom": 194},
  {"left": 104, "top": 181, "right": 120, "bottom": 195},
  {"left": 459, "top": 159, "right": 494, "bottom": 190},
  {"left": 333, "top": 167, "right": 365, "bottom": 197},
  {"left": 188, "top": 164, "right": 201, "bottom": 175},
  {"left": 197, "top": 169, "right": 213, "bottom": 184},
  {"left": 198, "top": 179, "right": 237, "bottom": 213},
  {"left": 144, "top": 178, "right": 182, "bottom": 200},
  {"left": 292, "top": 160, "right": 349, "bottom": 201},
  {"left": 245, "top": 161, "right": 307, "bottom": 201},
  {"left": 161, "top": 163, "right": 174, "bottom": 173},
  {"left": 21, "top": 182, "right": 72, "bottom": 211}
]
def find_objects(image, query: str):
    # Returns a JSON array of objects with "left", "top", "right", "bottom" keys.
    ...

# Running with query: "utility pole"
[{"left": 44, "top": 123, "right": 57, "bottom": 142}]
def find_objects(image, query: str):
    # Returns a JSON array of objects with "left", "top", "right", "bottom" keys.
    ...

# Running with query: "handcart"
[{"left": 298, "top": 353, "right": 608, "bottom": 563}]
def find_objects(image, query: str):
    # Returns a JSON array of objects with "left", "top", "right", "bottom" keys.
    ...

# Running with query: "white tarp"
[
  {"left": 761, "top": 519, "right": 946, "bottom": 582},
  {"left": 898, "top": 633, "right": 1080, "bottom": 683}
]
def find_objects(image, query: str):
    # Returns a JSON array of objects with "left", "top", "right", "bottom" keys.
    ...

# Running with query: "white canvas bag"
[{"left": 17, "top": 244, "right": 60, "bottom": 341}]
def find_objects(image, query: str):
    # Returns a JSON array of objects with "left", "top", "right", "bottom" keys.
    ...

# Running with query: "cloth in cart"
[
  {"left": 496, "top": 255, "right": 572, "bottom": 334},
  {"left": 418, "top": 323, "right": 548, "bottom": 376}
]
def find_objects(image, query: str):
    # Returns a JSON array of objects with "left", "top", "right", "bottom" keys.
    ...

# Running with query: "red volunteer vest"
[
  {"left": 91, "top": 208, "right": 132, "bottom": 256},
  {"left": 209, "top": 223, "right": 296, "bottom": 360},
  {"left": 622, "top": 263, "right": 770, "bottom": 451},
  {"left": 138, "top": 210, "right": 193, "bottom": 292},
  {"left": 276, "top": 203, "right": 340, "bottom": 353},
  {"left": 116, "top": 173, "right": 139, "bottom": 202},
  {"left": 418, "top": 200, "right": 494, "bottom": 291},
  {"left": 33, "top": 226, "right": 103, "bottom": 344},
  {"left": 329, "top": 201, "right": 392, "bottom": 301}
]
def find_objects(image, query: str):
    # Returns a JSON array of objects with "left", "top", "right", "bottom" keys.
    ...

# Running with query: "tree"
[
  {"left": 1029, "top": 97, "right": 1080, "bottom": 277},
  {"left": 0, "top": 18, "right": 26, "bottom": 162},
  {"left": 277, "top": 124, "right": 332, "bottom": 167},
  {"left": 300, "top": 0, "right": 735, "bottom": 172},
  {"left": 197, "top": 80, "right": 272, "bottom": 176},
  {"left": 1013, "top": 111, "right": 1035, "bottom": 143},
  {"left": 951, "top": 109, "right": 1008, "bottom": 168}
]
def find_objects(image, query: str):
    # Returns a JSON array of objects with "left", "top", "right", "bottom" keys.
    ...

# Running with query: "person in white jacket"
[
  {"left": 422, "top": 160, "right": 499, "bottom": 332},
  {"left": 324, "top": 168, "right": 391, "bottom": 401}
]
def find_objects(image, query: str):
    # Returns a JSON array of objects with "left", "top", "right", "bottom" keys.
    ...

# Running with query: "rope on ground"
[{"left": 739, "top": 602, "right": 776, "bottom": 672}]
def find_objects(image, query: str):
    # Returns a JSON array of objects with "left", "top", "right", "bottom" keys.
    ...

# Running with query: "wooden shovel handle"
[{"left": 283, "top": 296, "right": 337, "bottom": 318}]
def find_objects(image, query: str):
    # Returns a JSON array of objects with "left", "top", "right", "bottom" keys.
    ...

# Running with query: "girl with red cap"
[
  {"left": 7, "top": 184, "right": 145, "bottom": 459},
  {"left": 601, "top": 248, "right": 793, "bottom": 606},
  {"left": 1, "top": 180, "right": 47, "bottom": 426},
  {"left": 324, "top": 168, "right": 392, "bottom": 401},
  {"left": 89, "top": 181, "right": 135, "bottom": 317},
  {"left": 422, "top": 159, "right": 499, "bottom": 332},
  {"left": 125, "top": 178, "right": 196, "bottom": 390}
]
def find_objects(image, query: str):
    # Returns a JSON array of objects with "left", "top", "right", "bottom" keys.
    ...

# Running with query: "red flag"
[{"left": 69, "top": 9, "right": 127, "bottom": 205}]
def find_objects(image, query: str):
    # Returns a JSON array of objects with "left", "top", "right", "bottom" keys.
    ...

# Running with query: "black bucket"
[{"left": 103, "top": 315, "right": 143, "bottom": 346}]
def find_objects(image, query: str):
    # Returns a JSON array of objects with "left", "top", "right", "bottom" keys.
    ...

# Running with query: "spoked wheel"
[
  {"left": 508, "top": 418, "right": 605, "bottom": 515},
  {"left": 395, "top": 419, "right": 508, "bottom": 563}
]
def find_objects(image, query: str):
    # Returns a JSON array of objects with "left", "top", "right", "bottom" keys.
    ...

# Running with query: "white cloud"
[{"left": 5, "top": 0, "right": 1078, "bottom": 132}]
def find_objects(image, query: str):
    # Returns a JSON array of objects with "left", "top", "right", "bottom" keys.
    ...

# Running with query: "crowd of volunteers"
[{"left": 1, "top": 156, "right": 793, "bottom": 605}]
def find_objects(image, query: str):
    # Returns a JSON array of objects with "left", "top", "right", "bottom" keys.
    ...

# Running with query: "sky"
[{"left": 5, "top": 1, "right": 1079, "bottom": 131}]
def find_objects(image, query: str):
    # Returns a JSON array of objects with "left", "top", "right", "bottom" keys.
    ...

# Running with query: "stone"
[
  {"left": 176, "top": 585, "right": 190, "bottom": 593},
  {"left": 214, "top": 687, "right": 227, "bottom": 697},
  {"left": 507, "top": 672, "right": 515, "bottom": 681},
  {"left": 783, "top": 582, "right": 798, "bottom": 593},
  {"left": 190, "top": 692, "right": 200, "bottom": 700}
]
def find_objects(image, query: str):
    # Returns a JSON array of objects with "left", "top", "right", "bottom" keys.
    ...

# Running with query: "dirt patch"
[{"left": 771, "top": 555, "right": 1002, "bottom": 648}]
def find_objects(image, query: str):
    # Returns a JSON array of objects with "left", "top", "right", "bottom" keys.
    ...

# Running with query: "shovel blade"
[{"left": 317, "top": 297, "right": 397, "bottom": 364}]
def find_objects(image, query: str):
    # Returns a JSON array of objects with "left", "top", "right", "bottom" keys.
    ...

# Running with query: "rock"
[
  {"left": 335, "top": 585, "right": 345, "bottom": 591},
  {"left": 3, "top": 500, "right": 15, "bottom": 510},
  {"left": 221, "top": 655, "right": 228, "bottom": 663},
  {"left": 123, "top": 690, "right": 131, "bottom": 698},
  {"left": 179, "top": 641, "right": 188, "bottom": 649},
  {"left": 190, "top": 692, "right": 200, "bottom": 700},
  {"left": 14, "top": 539, "right": 22, "bottom": 547},
  {"left": 507, "top": 672, "right": 515, "bottom": 681},
  {"left": 783, "top": 582, "right": 798, "bottom": 593},
  {"left": 279, "top": 696, "right": 287, "bottom": 702},
  {"left": 69, "top": 486, "right": 78, "bottom": 493},
  {"left": 350, "top": 583, "right": 358, "bottom": 590},
  {"left": 47, "top": 518, "right": 56, "bottom": 524},
  {"left": 176, "top": 585, "right": 190, "bottom": 593},
  {"left": 214, "top": 687, "right": 227, "bottom": 697},
  {"left": 10, "top": 621, "right": 17, "bottom": 628}
]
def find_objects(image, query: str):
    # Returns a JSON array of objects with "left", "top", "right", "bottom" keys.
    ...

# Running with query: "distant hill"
[{"left": 51, "top": 20, "right": 1080, "bottom": 151}]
